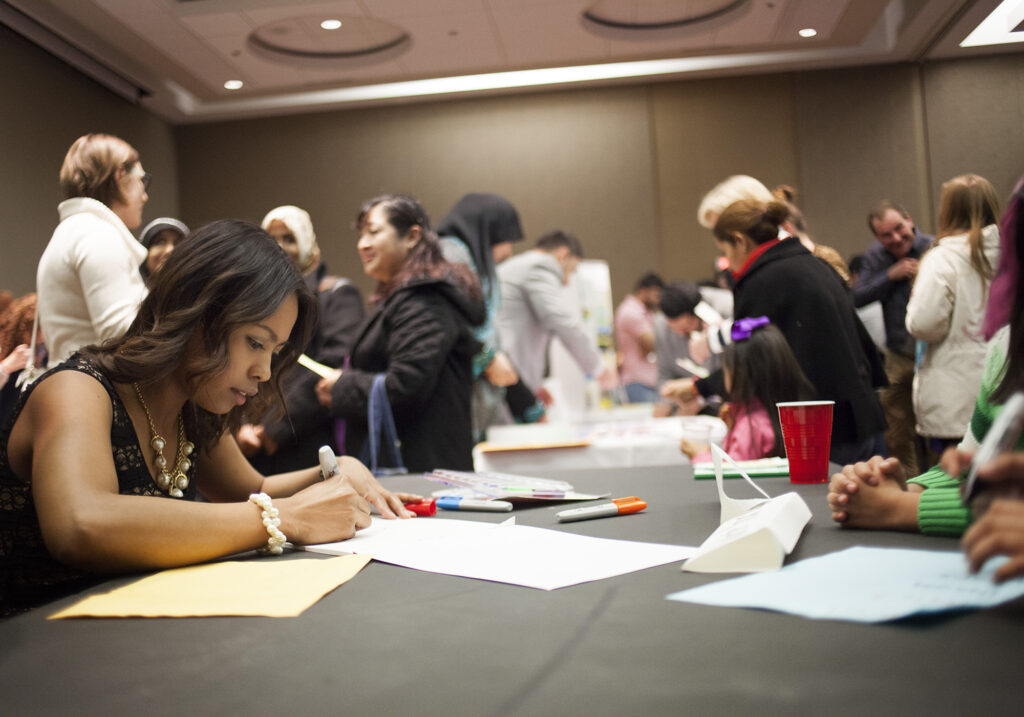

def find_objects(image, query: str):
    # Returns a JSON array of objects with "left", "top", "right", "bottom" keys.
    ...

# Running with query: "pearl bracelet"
[{"left": 249, "top": 492, "right": 287, "bottom": 555}]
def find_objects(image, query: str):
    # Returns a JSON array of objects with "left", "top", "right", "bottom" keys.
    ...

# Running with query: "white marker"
[
  {"left": 556, "top": 497, "right": 646, "bottom": 523},
  {"left": 318, "top": 445, "right": 339, "bottom": 480},
  {"left": 436, "top": 497, "right": 513, "bottom": 512}
]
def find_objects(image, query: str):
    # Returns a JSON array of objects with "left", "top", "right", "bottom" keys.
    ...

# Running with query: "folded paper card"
[
  {"left": 48, "top": 554, "right": 370, "bottom": 619},
  {"left": 668, "top": 547, "right": 1024, "bottom": 623},
  {"left": 682, "top": 444, "right": 811, "bottom": 573}
]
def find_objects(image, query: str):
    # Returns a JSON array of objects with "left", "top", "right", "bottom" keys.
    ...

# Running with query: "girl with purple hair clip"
[{"left": 679, "top": 317, "right": 815, "bottom": 462}]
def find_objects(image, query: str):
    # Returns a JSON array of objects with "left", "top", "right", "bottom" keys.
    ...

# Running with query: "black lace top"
[{"left": 0, "top": 355, "right": 198, "bottom": 616}]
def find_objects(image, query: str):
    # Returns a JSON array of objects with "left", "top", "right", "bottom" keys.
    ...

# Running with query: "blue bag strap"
[{"left": 361, "top": 373, "right": 407, "bottom": 476}]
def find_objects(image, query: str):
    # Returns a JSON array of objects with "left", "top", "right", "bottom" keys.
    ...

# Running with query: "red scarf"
[{"left": 731, "top": 238, "right": 782, "bottom": 281}]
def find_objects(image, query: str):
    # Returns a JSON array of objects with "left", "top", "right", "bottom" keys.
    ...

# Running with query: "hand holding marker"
[{"left": 317, "top": 445, "right": 435, "bottom": 515}]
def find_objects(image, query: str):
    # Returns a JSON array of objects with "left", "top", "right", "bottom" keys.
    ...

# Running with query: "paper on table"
[
  {"left": 668, "top": 546, "right": 1024, "bottom": 623},
  {"left": 48, "top": 555, "right": 370, "bottom": 619},
  {"left": 681, "top": 444, "right": 810, "bottom": 573},
  {"left": 302, "top": 517, "right": 695, "bottom": 590}
]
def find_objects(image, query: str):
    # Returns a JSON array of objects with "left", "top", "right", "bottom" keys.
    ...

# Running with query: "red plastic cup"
[{"left": 776, "top": 401, "right": 834, "bottom": 484}]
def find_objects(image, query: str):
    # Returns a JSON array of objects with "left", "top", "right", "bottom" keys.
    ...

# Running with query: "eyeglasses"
[{"left": 126, "top": 163, "right": 151, "bottom": 191}]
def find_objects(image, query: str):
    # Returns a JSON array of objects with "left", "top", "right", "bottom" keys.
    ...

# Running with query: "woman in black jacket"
[
  {"left": 672, "top": 198, "right": 887, "bottom": 464},
  {"left": 316, "top": 195, "right": 485, "bottom": 472}
]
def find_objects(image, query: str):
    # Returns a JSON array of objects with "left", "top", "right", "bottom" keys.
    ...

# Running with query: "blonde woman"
[{"left": 906, "top": 174, "right": 1001, "bottom": 451}]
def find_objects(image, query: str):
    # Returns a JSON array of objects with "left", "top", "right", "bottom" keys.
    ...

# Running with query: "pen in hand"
[{"left": 318, "top": 445, "right": 339, "bottom": 480}]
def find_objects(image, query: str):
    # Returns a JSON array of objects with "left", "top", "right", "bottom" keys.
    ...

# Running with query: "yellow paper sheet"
[{"left": 48, "top": 554, "right": 371, "bottom": 619}]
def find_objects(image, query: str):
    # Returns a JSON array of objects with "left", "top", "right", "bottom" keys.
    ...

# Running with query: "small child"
[{"left": 679, "top": 318, "right": 816, "bottom": 461}]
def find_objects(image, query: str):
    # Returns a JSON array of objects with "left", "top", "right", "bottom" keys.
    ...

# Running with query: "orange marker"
[{"left": 555, "top": 497, "right": 647, "bottom": 523}]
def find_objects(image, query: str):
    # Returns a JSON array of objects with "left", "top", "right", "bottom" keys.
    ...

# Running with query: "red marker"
[{"left": 556, "top": 497, "right": 647, "bottom": 523}]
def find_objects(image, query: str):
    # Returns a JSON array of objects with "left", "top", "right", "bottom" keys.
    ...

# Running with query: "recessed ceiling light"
[
  {"left": 798, "top": 28, "right": 817, "bottom": 38},
  {"left": 321, "top": 19, "right": 342, "bottom": 30},
  {"left": 224, "top": 80, "right": 243, "bottom": 90}
]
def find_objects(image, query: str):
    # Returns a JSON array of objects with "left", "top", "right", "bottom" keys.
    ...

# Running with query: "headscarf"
[
  {"left": 139, "top": 217, "right": 189, "bottom": 250},
  {"left": 261, "top": 205, "right": 319, "bottom": 274},
  {"left": 138, "top": 217, "right": 190, "bottom": 278},
  {"left": 436, "top": 193, "right": 523, "bottom": 287},
  {"left": 983, "top": 175, "right": 1024, "bottom": 339}
]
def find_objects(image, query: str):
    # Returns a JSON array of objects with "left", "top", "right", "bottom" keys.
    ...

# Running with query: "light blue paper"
[{"left": 666, "top": 546, "right": 1024, "bottom": 623}]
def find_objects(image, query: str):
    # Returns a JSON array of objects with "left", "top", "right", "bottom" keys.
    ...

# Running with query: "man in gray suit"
[{"left": 496, "top": 230, "right": 617, "bottom": 395}]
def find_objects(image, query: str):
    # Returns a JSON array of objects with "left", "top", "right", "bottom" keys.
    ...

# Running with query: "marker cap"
[
  {"left": 404, "top": 499, "right": 436, "bottom": 517},
  {"left": 612, "top": 497, "right": 647, "bottom": 514}
]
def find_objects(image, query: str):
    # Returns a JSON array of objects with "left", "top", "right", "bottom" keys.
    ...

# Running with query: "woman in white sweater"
[
  {"left": 35, "top": 134, "right": 150, "bottom": 365},
  {"left": 906, "top": 174, "right": 1001, "bottom": 450}
]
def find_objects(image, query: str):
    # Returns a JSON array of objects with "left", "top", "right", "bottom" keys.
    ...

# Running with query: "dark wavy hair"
[
  {"left": 357, "top": 194, "right": 481, "bottom": 305},
  {"left": 722, "top": 323, "right": 816, "bottom": 456},
  {"left": 81, "top": 219, "right": 318, "bottom": 453}
]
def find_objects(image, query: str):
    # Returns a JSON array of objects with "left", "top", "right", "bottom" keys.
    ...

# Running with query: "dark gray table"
[{"left": 1, "top": 465, "right": 1021, "bottom": 716}]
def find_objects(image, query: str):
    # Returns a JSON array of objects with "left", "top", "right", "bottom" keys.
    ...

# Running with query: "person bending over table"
[{"left": 0, "top": 220, "right": 417, "bottom": 617}]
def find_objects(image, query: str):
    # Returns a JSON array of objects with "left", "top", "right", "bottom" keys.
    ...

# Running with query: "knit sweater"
[{"left": 906, "top": 326, "right": 1018, "bottom": 535}]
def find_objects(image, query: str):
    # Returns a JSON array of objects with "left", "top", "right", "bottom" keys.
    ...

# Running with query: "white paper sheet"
[
  {"left": 668, "top": 546, "right": 1024, "bottom": 622},
  {"left": 301, "top": 517, "right": 695, "bottom": 590},
  {"left": 681, "top": 445, "right": 811, "bottom": 573}
]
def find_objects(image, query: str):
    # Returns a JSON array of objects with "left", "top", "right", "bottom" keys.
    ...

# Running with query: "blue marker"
[{"left": 436, "top": 496, "right": 513, "bottom": 512}]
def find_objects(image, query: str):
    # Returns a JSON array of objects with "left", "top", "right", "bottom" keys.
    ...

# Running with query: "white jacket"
[
  {"left": 36, "top": 197, "right": 148, "bottom": 364},
  {"left": 905, "top": 224, "right": 1001, "bottom": 437}
]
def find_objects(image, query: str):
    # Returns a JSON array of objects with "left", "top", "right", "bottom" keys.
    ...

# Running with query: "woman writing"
[
  {"left": 36, "top": 134, "right": 151, "bottom": 365},
  {"left": 315, "top": 195, "right": 485, "bottom": 472},
  {"left": 1, "top": 220, "right": 416, "bottom": 616}
]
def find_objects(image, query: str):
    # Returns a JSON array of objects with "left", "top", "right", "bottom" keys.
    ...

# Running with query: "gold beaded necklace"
[{"left": 132, "top": 382, "right": 194, "bottom": 498}]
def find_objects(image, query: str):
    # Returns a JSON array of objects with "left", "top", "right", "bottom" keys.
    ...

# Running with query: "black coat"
[
  {"left": 732, "top": 239, "right": 887, "bottom": 446},
  {"left": 249, "top": 263, "right": 365, "bottom": 474},
  {"left": 329, "top": 275, "right": 484, "bottom": 472}
]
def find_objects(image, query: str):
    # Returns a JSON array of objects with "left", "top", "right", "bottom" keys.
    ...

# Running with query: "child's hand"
[
  {"left": 962, "top": 498, "right": 1024, "bottom": 581},
  {"left": 826, "top": 458, "right": 918, "bottom": 530},
  {"left": 718, "top": 402, "right": 736, "bottom": 431},
  {"left": 678, "top": 437, "right": 705, "bottom": 459}
]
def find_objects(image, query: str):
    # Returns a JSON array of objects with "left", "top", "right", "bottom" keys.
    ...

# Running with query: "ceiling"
[{"left": 2, "top": 0, "right": 1021, "bottom": 124}]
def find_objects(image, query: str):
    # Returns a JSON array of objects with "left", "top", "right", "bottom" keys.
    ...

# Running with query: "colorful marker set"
[
  {"left": 424, "top": 469, "right": 573, "bottom": 499},
  {"left": 319, "top": 447, "right": 646, "bottom": 521}
]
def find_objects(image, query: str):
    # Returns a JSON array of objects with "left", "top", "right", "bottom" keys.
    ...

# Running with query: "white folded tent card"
[{"left": 683, "top": 445, "right": 811, "bottom": 573}]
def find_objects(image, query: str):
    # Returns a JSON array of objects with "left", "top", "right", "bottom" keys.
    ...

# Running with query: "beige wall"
[
  {"left": 1, "top": 21, "right": 1021, "bottom": 307},
  {"left": 175, "top": 86, "right": 659, "bottom": 302},
  {"left": 0, "top": 25, "right": 179, "bottom": 297}
]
